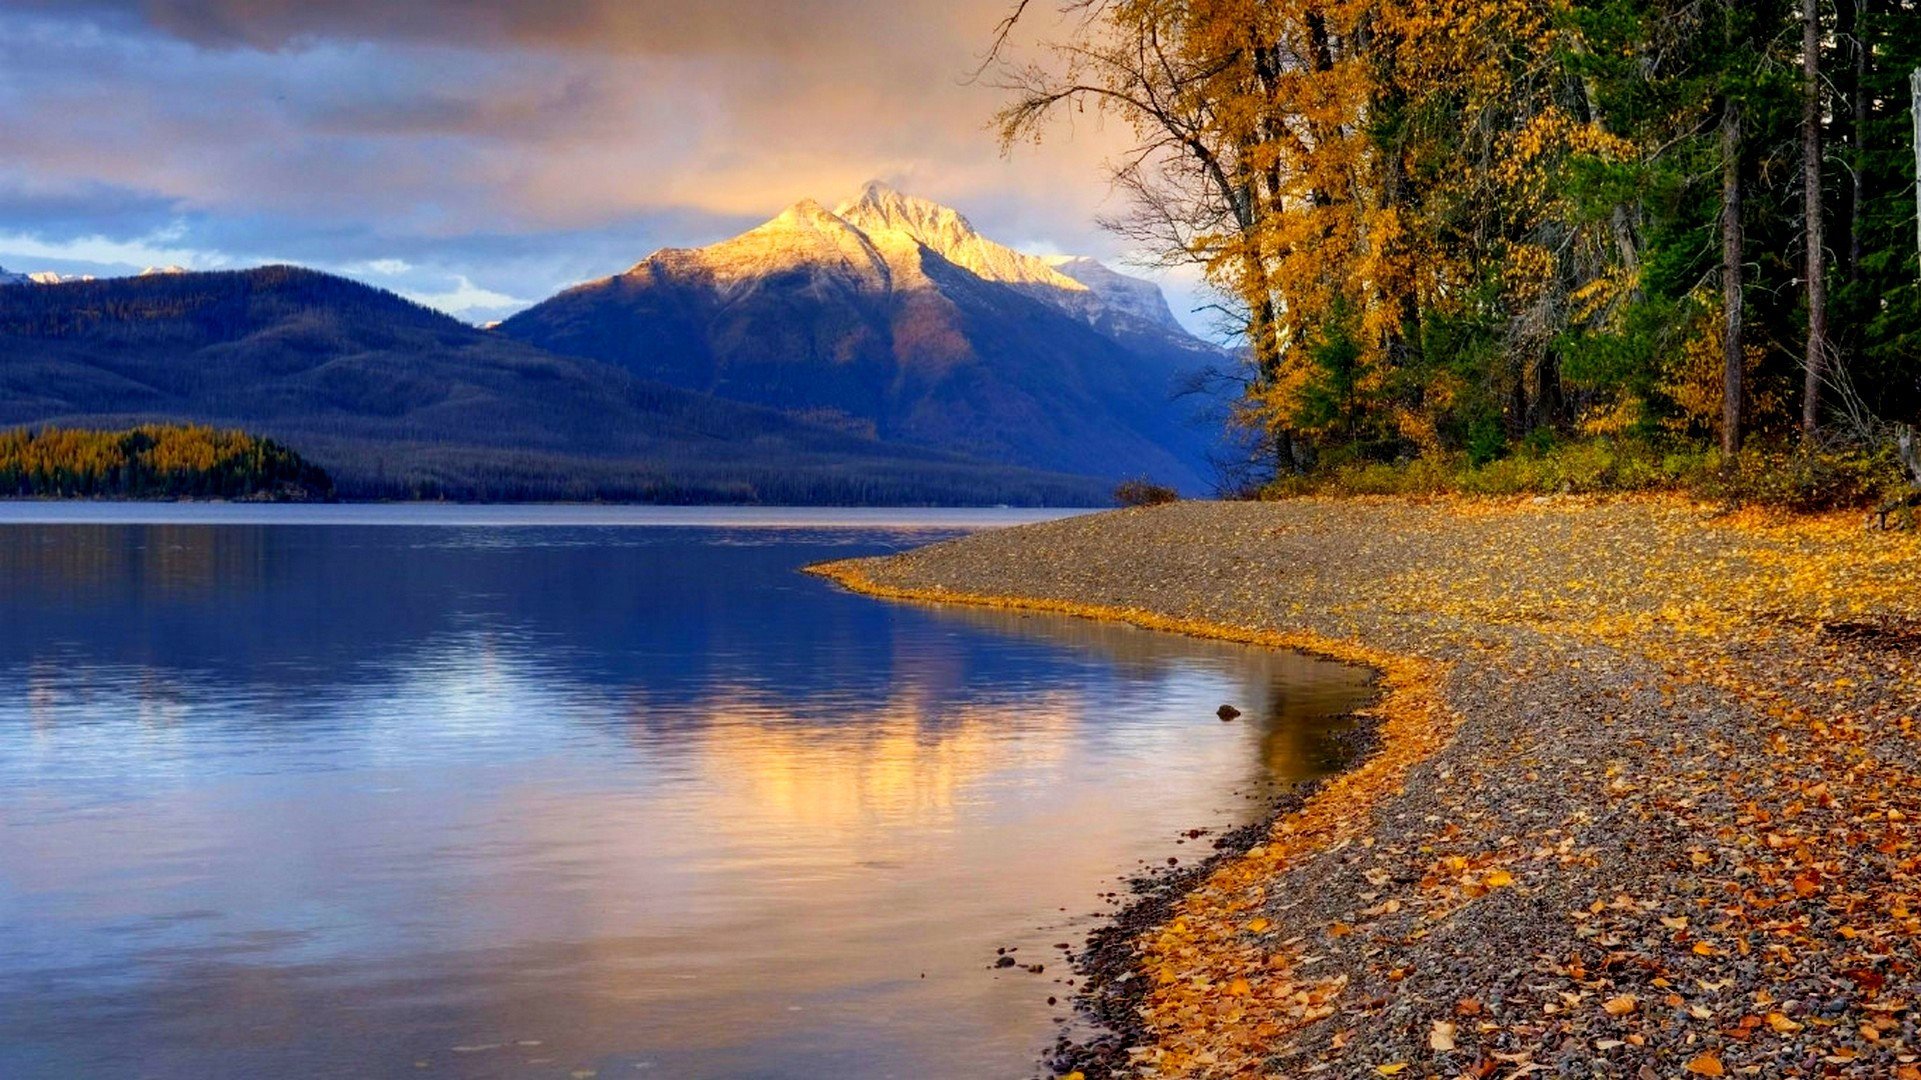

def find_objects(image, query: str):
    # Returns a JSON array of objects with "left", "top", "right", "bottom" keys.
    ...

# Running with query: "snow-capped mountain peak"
[
  {"left": 1043, "top": 255, "right": 1184, "bottom": 332},
  {"left": 833, "top": 181, "right": 1089, "bottom": 296},
  {"left": 623, "top": 196, "right": 895, "bottom": 298},
  {"left": 0, "top": 266, "right": 108, "bottom": 286},
  {"left": 600, "top": 184, "right": 1203, "bottom": 347},
  {"left": 500, "top": 185, "right": 1224, "bottom": 491}
]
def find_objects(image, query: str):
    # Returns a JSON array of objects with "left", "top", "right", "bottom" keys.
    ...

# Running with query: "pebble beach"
[{"left": 816, "top": 498, "right": 1921, "bottom": 1079}]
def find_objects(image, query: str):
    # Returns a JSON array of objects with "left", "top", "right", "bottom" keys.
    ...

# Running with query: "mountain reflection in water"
[{"left": 0, "top": 516, "right": 1372, "bottom": 1079}]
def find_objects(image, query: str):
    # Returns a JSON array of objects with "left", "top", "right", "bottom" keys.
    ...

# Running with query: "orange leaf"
[{"left": 1685, "top": 1052, "right": 1725, "bottom": 1076}]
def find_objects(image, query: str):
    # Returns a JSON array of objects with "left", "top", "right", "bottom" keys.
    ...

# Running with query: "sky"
[{"left": 0, "top": 1, "right": 1211, "bottom": 331}]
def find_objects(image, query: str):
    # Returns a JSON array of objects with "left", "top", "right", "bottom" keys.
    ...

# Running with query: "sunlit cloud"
[
  {"left": 0, "top": 1, "right": 1216, "bottom": 332},
  {"left": 0, "top": 226, "right": 220, "bottom": 271},
  {"left": 399, "top": 275, "right": 530, "bottom": 323}
]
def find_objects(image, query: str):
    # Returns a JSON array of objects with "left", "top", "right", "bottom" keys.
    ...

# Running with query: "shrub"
[
  {"left": 1682, "top": 443, "right": 1900, "bottom": 512},
  {"left": 1260, "top": 436, "right": 1909, "bottom": 511},
  {"left": 1115, "top": 478, "right": 1181, "bottom": 507}
]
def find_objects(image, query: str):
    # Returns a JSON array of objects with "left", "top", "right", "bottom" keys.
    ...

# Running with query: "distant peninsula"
[{"left": 0, "top": 424, "right": 334, "bottom": 501}]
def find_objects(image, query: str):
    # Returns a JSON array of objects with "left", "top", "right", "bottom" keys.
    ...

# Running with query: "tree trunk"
[
  {"left": 1573, "top": 61, "right": 1645, "bottom": 277},
  {"left": 1837, "top": 0, "right": 1860, "bottom": 286},
  {"left": 1532, "top": 352, "right": 1563, "bottom": 433},
  {"left": 1801, "top": 0, "right": 1830, "bottom": 441},
  {"left": 1850, "top": 1, "right": 1869, "bottom": 284},
  {"left": 1508, "top": 357, "right": 1529, "bottom": 440},
  {"left": 1912, "top": 67, "right": 1921, "bottom": 276},
  {"left": 1721, "top": 99, "right": 1745, "bottom": 456}
]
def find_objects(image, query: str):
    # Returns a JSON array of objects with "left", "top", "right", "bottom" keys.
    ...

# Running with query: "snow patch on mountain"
[
  {"left": 833, "top": 181, "right": 1090, "bottom": 296},
  {"left": 1043, "top": 255, "right": 1184, "bottom": 332},
  {"left": 0, "top": 265, "right": 154, "bottom": 286},
  {"left": 631, "top": 197, "right": 900, "bottom": 299},
  {"left": 604, "top": 182, "right": 1207, "bottom": 348}
]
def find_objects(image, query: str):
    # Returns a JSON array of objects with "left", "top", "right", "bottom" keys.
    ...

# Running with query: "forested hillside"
[
  {"left": 0, "top": 267, "right": 1110, "bottom": 505},
  {"left": 0, "top": 424, "right": 333, "bottom": 500},
  {"left": 1001, "top": 0, "right": 1921, "bottom": 501}
]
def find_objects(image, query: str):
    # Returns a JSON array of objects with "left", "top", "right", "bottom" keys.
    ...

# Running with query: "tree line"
[
  {"left": 997, "top": 0, "right": 1921, "bottom": 487},
  {"left": 0, "top": 425, "right": 335, "bottom": 500}
]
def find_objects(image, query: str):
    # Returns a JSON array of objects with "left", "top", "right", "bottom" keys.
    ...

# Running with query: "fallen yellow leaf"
[{"left": 1685, "top": 1051, "right": 1725, "bottom": 1076}]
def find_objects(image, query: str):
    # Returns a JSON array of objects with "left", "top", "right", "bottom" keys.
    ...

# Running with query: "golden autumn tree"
[
  {"left": 997, "top": 0, "right": 1389, "bottom": 467},
  {"left": 998, "top": 0, "right": 1921, "bottom": 484},
  {"left": 996, "top": 0, "right": 1635, "bottom": 466},
  {"left": 1380, "top": 0, "right": 1638, "bottom": 448}
]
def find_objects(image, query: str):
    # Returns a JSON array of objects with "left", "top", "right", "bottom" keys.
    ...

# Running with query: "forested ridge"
[
  {"left": 0, "top": 424, "right": 334, "bottom": 500},
  {"left": 1000, "top": 0, "right": 1921, "bottom": 503},
  {"left": 0, "top": 267, "right": 1113, "bottom": 505}
]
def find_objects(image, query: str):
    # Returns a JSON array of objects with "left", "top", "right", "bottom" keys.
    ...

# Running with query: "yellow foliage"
[
  {"left": 1656, "top": 293, "right": 1763, "bottom": 436},
  {"left": 1578, "top": 396, "right": 1644, "bottom": 438}
]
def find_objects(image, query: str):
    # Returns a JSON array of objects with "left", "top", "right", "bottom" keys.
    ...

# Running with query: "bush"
[
  {"left": 1683, "top": 444, "right": 1899, "bottom": 512},
  {"left": 1115, "top": 478, "right": 1181, "bottom": 507},
  {"left": 1261, "top": 437, "right": 1908, "bottom": 512}
]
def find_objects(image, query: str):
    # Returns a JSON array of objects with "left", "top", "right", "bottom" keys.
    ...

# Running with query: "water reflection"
[{"left": 0, "top": 521, "right": 1371, "bottom": 1079}]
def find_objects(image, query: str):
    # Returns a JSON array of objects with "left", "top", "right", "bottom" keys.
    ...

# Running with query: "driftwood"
[{"left": 1871, "top": 427, "right": 1921, "bottom": 529}]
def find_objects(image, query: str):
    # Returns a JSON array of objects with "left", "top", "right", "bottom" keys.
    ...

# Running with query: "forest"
[
  {"left": 0, "top": 424, "right": 335, "bottom": 501},
  {"left": 1000, "top": 0, "right": 1921, "bottom": 505},
  {"left": 0, "top": 267, "right": 1115, "bottom": 507}
]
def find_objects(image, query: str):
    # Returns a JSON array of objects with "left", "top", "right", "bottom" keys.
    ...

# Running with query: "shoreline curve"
[{"left": 806, "top": 555, "right": 1459, "bottom": 1077}]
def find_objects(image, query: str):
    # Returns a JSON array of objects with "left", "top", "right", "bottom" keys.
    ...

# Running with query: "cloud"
[
  {"left": 21, "top": 0, "right": 1016, "bottom": 58},
  {"left": 0, "top": 225, "right": 219, "bottom": 271},
  {"left": 348, "top": 258, "right": 413, "bottom": 277},
  {"left": 399, "top": 274, "right": 528, "bottom": 323},
  {"left": 0, "top": 2, "right": 1216, "bottom": 334}
]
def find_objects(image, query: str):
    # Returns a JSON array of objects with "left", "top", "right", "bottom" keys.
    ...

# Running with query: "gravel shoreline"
[
  {"left": 1035, "top": 714, "right": 1387, "bottom": 1080},
  {"left": 815, "top": 498, "right": 1921, "bottom": 1079}
]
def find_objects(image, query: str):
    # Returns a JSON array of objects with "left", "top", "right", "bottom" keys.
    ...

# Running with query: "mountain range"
[
  {"left": 499, "top": 183, "right": 1222, "bottom": 489},
  {"left": 0, "top": 185, "right": 1227, "bottom": 504}
]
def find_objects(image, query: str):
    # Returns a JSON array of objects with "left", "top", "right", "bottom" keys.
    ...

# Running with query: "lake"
[{"left": 0, "top": 506, "right": 1374, "bottom": 1079}]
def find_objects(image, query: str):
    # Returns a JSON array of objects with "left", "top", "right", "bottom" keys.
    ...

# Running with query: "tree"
[
  {"left": 991, "top": 0, "right": 1918, "bottom": 478},
  {"left": 1722, "top": 92, "right": 1745, "bottom": 455},
  {"left": 1801, "top": 0, "right": 1831, "bottom": 439}
]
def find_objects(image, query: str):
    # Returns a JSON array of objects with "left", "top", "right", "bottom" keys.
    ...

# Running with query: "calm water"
[{"left": 0, "top": 507, "right": 1373, "bottom": 1079}]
